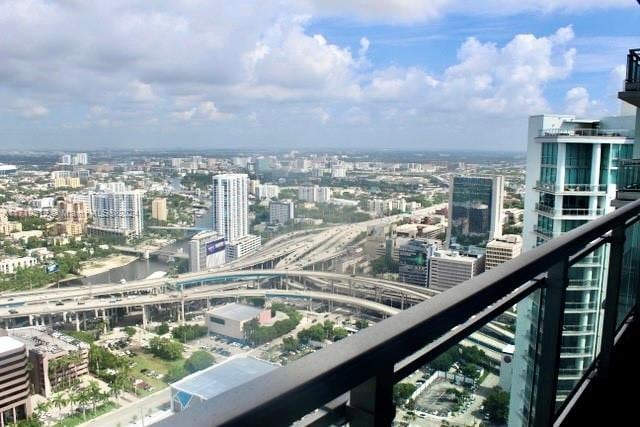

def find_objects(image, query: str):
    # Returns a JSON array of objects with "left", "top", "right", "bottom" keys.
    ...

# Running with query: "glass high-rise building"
[
  {"left": 508, "top": 114, "right": 635, "bottom": 426},
  {"left": 446, "top": 175, "right": 504, "bottom": 251}
]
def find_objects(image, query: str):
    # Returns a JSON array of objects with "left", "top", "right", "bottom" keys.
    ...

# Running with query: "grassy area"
[
  {"left": 129, "top": 351, "right": 184, "bottom": 396},
  {"left": 54, "top": 402, "right": 118, "bottom": 427}
]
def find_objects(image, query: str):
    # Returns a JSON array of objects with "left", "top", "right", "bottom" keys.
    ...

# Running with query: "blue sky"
[{"left": 1, "top": 1, "right": 639, "bottom": 152}]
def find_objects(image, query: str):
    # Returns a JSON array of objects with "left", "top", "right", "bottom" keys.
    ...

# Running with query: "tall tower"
[
  {"left": 508, "top": 114, "right": 635, "bottom": 426},
  {"left": 212, "top": 173, "right": 249, "bottom": 242},
  {"left": 446, "top": 175, "right": 504, "bottom": 251}
]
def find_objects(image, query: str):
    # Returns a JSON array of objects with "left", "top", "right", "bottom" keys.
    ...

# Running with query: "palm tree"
[
  {"left": 87, "top": 381, "right": 102, "bottom": 414},
  {"left": 76, "top": 389, "right": 90, "bottom": 420},
  {"left": 50, "top": 394, "right": 67, "bottom": 422},
  {"left": 33, "top": 401, "right": 50, "bottom": 427},
  {"left": 66, "top": 391, "right": 79, "bottom": 418}
]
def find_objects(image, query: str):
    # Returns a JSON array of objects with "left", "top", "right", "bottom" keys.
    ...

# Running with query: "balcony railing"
[
  {"left": 625, "top": 48, "right": 640, "bottom": 89},
  {"left": 539, "top": 128, "right": 632, "bottom": 138},
  {"left": 618, "top": 159, "right": 640, "bottom": 192},
  {"left": 535, "top": 203, "right": 603, "bottom": 217},
  {"left": 534, "top": 181, "right": 607, "bottom": 194},
  {"left": 156, "top": 198, "right": 640, "bottom": 427}
]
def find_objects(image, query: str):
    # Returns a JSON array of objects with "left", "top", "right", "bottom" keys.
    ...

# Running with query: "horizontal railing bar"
[
  {"left": 156, "top": 198, "right": 640, "bottom": 427},
  {"left": 393, "top": 277, "right": 543, "bottom": 381},
  {"left": 553, "top": 313, "right": 636, "bottom": 426}
]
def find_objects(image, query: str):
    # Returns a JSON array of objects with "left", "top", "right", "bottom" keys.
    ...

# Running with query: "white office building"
[
  {"left": 89, "top": 189, "right": 145, "bottom": 236},
  {"left": 509, "top": 113, "right": 635, "bottom": 426},
  {"left": 428, "top": 250, "right": 485, "bottom": 291},
  {"left": 318, "top": 187, "right": 332, "bottom": 203},
  {"left": 298, "top": 185, "right": 318, "bottom": 202},
  {"left": 256, "top": 184, "right": 280, "bottom": 200},
  {"left": 485, "top": 235, "right": 522, "bottom": 270},
  {"left": 226, "top": 234, "right": 261, "bottom": 260},
  {"left": 269, "top": 201, "right": 294, "bottom": 225},
  {"left": 212, "top": 174, "right": 249, "bottom": 242},
  {"left": 189, "top": 231, "right": 226, "bottom": 272}
]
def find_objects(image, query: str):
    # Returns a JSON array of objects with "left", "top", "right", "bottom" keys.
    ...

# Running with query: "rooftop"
[
  {"left": 7, "top": 326, "right": 89, "bottom": 357},
  {"left": 208, "top": 303, "right": 263, "bottom": 321},
  {"left": 0, "top": 336, "right": 25, "bottom": 354},
  {"left": 172, "top": 357, "right": 279, "bottom": 401}
]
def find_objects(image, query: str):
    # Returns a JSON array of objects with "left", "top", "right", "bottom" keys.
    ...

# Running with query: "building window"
[{"left": 209, "top": 316, "right": 225, "bottom": 325}]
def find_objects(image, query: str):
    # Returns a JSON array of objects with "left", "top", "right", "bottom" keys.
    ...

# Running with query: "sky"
[{"left": 1, "top": 0, "right": 639, "bottom": 152}]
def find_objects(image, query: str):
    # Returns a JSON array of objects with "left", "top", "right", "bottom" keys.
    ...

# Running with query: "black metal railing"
[
  {"left": 625, "top": 48, "right": 640, "bottom": 88},
  {"left": 155, "top": 198, "right": 640, "bottom": 427},
  {"left": 618, "top": 159, "right": 640, "bottom": 192}
]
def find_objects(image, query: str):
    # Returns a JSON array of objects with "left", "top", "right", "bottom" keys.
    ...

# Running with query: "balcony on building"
[{"left": 618, "top": 48, "right": 640, "bottom": 108}]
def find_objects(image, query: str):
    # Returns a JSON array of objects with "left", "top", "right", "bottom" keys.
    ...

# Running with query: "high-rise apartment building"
[
  {"left": 509, "top": 114, "right": 635, "bottom": 425},
  {"left": 256, "top": 184, "right": 280, "bottom": 200},
  {"left": 446, "top": 176, "right": 504, "bottom": 251},
  {"left": 75, "top": 153, "right": 88, "bottom": 165},
  {"left": 298, "top": 185, "right": 318, "bottom": 202},
  {"left": 60, "top": 154, "right": 71, "bottom": 165},
  {"left": 485, "top": 235, "right": 522, "bottom": 270},
  {"left": 212, "top": 174, "right": 249, "bottom": 242},
  {"left": 151, "top": 197, "right": 168, "bottom": 222},
  {"left": 88, "top": 189, "right": 145, "bottom": 237},
  {"left": 0, "top": 336, "right": 31, "bottom": 426},
  {"left": 269, "top": 201, "right": 294, "bottom": 225}
]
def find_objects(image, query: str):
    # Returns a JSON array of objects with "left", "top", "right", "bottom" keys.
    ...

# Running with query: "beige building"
[
  {"left": 53, "top": 176, "right": 81, "bottom": 188},
  {"left": 151, "top": 197, "right": 168, "bottom": 222},
  {"left": 7, "top": 327, "right": 90, "bottom": 398},
  {"left": 485, "top": 234, "right": 523, "bottom": 271},
  {"left": 0, "top": 209, "right": 22, "bottom": 236},
  {"left": 55, "top": 199, "right": 88, "bottom": 236},
  {"left": 206, "top": 303, "right": 271, "bottom": 341},
  {"left": 0, "top": 336, "right": 31, "bottom": 426},
  {"left": 429, "top": 251, "right": 485, "bottom": 291}
]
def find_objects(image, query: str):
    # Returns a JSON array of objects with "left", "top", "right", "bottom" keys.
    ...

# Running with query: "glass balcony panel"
[
  {"left": 617, "top": 220, "right": 640, "bottom": 328},
  {"left": 554, "top": 243, "right": 609, "bottom": 410}
]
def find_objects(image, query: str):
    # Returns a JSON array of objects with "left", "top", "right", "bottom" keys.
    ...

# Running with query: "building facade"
[
  {"left": 0, "top": 336, "right": 31, "bottom": 426},
  {"left": 398, "top": 239, "right": 436, "bottom": 287},
  {"left": 269, "top": 201, "right": 294, "bottom": 225},
  {"left": 212, "top": 174, "right": 249, "bottom": 242},
  {"left": 485, "top": 235, "right": 523, "bottom": 270},
  {"left": 446, "top": 175, "right": 504, "bottom": 251},
  {"left": 151, "top": 197, "right": 168, "bottom": 222},
  {"left": 428, "top": 250, "right": 485, "bottom": 291},
  {"left": 189, "top": 231, "right": 226, "bottom": 272},
  {"left": 89, "top": 189, "right": 144, "bottom": 237},
  {"left": 225, "top": 235, "right": 261, "bottom": 260},
  {"left": 509, "top": 113, "right": 635, "bottom": 426}
]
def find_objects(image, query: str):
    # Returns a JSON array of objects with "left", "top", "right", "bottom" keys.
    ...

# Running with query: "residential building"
[
  {"left": 225, "top": 234, "right": 261, "bottom": 260},
  {"left": 55, "top": 198, "right": 88, "bottom": 236},
  {"left": 446, "top": 175, "right": 504, "bottom": 251},
  {"left": 0, "top": 336, "right": 31, "bottom": 426},
  {"left": 7, "top": 326, "right": 90, "bottom": 398},
  {"left": 485, "top": 235, "right": 523, "bottom": 270},
  {"left": 318, "top": 186, "right": 332, "bottom": 203},
  {"left": 0, "top": 164, "right": 17, "bottom": 176},
  {"left": 269, "top": 200, "right": 294, "bottom": 225},
  {"left": 398, "top": 239, "right": 436, "bottom": 287},
  {"left": 509, "top": 113, "right": 635, "bottom": 426},
  {"left": 212, "top": 174, "right": 249, "bottom": 242},
  {"left": 0, "top": 209, "right": 22, "bottom": 235},
  {"left": 428, "top": 250, "right": 485, "bottom": 291},
  {"left": 189, "top": 231, "right": 226, "bottom": 272},
  {"left": 60, "top": 154, "right": 71, "bottom": 165},
  {"left": 75, "top": 153, "right": 88, "bottom": 165},
  {"left": 0, "top": 257, "right": 38, "bottom": 274},
  {"left": 206, "top": 303, "right": 271, "bottom": 341},
  {"left": 89, "top": 189, "right": 145, "bottom": 237},
  {"left": 151, "top": 197, "right": 168, "bottom": 222},
  {"left": 53, "top": 176, "right": 81, "bottom": 188},
  {"left": 331, "top": 164, "right": 347, "bottom": 178},
  {"left": 255, "top": 184, "right": 280, "bottom": 200},
  {"left": 298, "top": 185, "right": 318, "bottom": 202}
]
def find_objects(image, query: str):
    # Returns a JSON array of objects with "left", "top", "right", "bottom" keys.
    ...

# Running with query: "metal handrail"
[
  {"left": 534, "top": 181, "right": 607, "bottom": 193},
  {"left": 157, "top": 198, "right": 640, "bottom": 427},
  {"left": 535, "top": 203, "right": 603, "bottom": 217},
  {"left": 539, "top": 128, "right": 631, "bottom": 138}
]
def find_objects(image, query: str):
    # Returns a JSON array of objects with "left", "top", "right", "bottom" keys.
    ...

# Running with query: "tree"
[
  {"left": 484, "top": 387, "right": 510, "bottom": 424},
  {"left": 156, "top": 323, "right": 170, "bottom": 335},
  {"left": 332, "top": 327, "right": 349, "bottom": 341},
  {"left": 124, "top": 326, "right": 136, "bottom": 338},
  {"left": 148, "top": 337, "right": 183, "bottom": 360},
  {"left": 393, "top": 383, "right": 416, "bottom": 405},
  {"left": 355, "top": 319, "right": 369, "bottom": 329},
  {"left": 51, "top": 394, "right": 67, "bottom": 418},
  {"left": 164, "top": 365, "right": 188, "bottom": 383},
  {"left": 184, "top": 351, "right": 216, "bottom": 374}
]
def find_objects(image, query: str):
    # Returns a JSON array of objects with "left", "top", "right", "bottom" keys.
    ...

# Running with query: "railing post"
[
  {"left": 598, "top": 226, "right": 626, "bottom": 380},
  {"left": 532, "top": 258, "right": 568, "bottom": 427},
  {"left": 347, "top": 365, "right": 395, "bottom": 427}
]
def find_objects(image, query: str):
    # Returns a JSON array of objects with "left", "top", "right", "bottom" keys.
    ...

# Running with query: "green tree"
[
  {"left": 156, "top": 323, "right": 170, "bottom": 335},
  {"left": 184, "top": 351, "right": 216, "bottom": 374},
  {"left": 484, "top": 386, "right": 510, "bottom": 424},
  {"left": 164, "top": 365, "right": 188, "bottom": 383},
  {"left": 355, "top": 319, "right": 369, "bottom": 329},
  {"left": 124, "top": 326, "right": 136, "bottom": 338},
  {"left": 282, "top": 336, "right": 299, "bottom": 352},
  {"left": 393, "top": 383, "right": 416, "bottom": 405},
  {"left": 148, "top": 337, "right": 183, "bottom": 360},
  {"left": 332, "top": 327, "right": 349, "bottom": 341}
]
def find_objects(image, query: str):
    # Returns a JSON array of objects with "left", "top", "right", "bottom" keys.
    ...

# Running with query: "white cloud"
[
  {"left": 7, "top": 100, "right": 49, "bottom": 119},
  {"left": 128, "top": 80, "right": 158, "bottom": 103},
  {"left": 311, "top": 107, "right": 331, "bottom": 124},
  {"left": 172, "top": 101, "right": 233, "bottom": 122}
]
